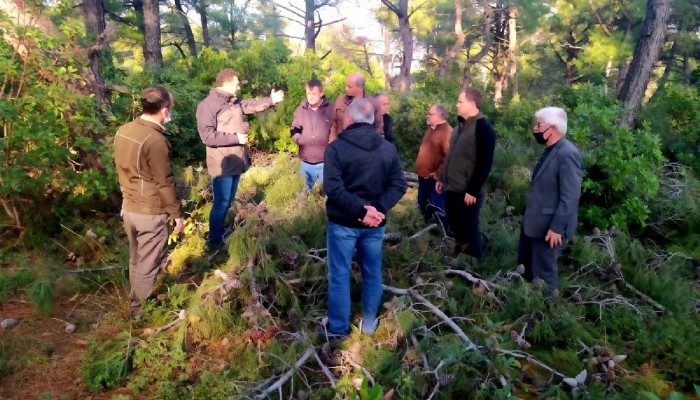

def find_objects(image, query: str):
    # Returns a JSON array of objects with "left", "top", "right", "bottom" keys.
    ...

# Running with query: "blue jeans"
[
  {"left": 300, "top": 161, "right": 324, "bottom": 191},
  {"left": 209, "top": 175, "right": 241, "bottom": 246},
  {"left": 326, "top": 222, "right": 385, "bottom": 335},
  {"left": 417, "top": 176, "right": 447, "bottom": 223}
]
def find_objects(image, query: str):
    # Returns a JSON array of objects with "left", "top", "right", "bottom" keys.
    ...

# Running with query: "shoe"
[
  {"left": 358, "top": 318, "right": 379, "bottom": 335},
  {"left": 130, "top": 304, "right": 144, "bottom": 321},
  {"left": 314, "top": 323, "right": 348, "bottom": 342}
]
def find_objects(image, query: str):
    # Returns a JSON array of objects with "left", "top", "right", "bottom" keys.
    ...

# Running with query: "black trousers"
[
  {"left": 445, "top": 191, "right": 484, "bottom": 258},
  {"left": 517, "top": 225, "right": 562, "bottom": 290}
]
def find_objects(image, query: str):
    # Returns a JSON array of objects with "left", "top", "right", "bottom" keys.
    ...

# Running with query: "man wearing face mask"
[
  {"left": 518, "top": 107, "right": 582, "bottom": 292},
  {"left": 114, "top": 86, "right": 184, "bottom": 320},
  {"left": 291, "top": 78, "right": 333, "bottom": 191},
  {"left": 329, "top": 72, "right": 383, "bottom": 142},
  {"left": 196, "top": 68, "right": 285, "bottom": 249}
]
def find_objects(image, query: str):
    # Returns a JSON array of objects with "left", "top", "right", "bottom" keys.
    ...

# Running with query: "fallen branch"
[
  {"left": 67, "top": 264, "right": 125, "bottom": 274},
  {"left": 253, "top": 346, "right": 315, "bottom": 400},
  {"left": 497, "top": 349, "right": 566, "bottom": 379},
  {"left": 312, "top": 347, "right": 336, "bottom": 386},
  {"left": 383, "top": 285, "right": 477, "bottom": 351},
  {"left": 617, "top": 278, "right": 667, "bottom": 314},
  {"left": 151, "top": 310, "right": 186, "bottom": 335},
  {"left": 409, "top": 223, "right": 437, "bottom": 241},
  {"left": 435, "top": 269, "right": 507, "bottom": 291}
]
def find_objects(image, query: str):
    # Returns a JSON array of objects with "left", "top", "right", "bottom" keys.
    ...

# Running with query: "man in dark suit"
[{"left": 518, "top": 107, "right": 582, "bottom": 291}]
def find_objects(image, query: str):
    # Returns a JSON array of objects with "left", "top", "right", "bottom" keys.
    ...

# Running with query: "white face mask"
[{"left": 163, "top": 109, "right": 172, "bottom": 124}]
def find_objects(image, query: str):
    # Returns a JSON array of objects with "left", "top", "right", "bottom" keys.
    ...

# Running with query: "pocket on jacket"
[{"left": 541, "top": 207, "right": 555, "bottom": 215}]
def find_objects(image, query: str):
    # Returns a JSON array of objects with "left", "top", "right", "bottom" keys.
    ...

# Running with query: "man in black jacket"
[
  {"left": 436, "top": 87, "right": 496, "bottom": 259},
  {"left": 375, "top": 92, "right": 395, "bottom": 147},
  {"left": 323, "top": 98, "right": 407, "bottom": 338}
]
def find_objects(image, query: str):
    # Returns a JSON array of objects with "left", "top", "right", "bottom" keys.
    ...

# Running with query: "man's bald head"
[{"left": 345, "top": 72, "right": 366, "bottom": 98}]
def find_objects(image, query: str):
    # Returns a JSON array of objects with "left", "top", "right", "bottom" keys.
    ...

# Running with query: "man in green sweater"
[{"left": 114, "top": 86, "right": 184, "bottom": 320}]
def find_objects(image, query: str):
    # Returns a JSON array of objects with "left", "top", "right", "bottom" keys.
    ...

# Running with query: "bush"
[
  {"left": 642, "top": 84, "right": 700, "bottom": 175},
  {"left": 556, "top": 85, "right": 665, "bottom": 232}
]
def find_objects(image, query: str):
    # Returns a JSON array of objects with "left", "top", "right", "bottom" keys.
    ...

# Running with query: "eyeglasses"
[
  {"left": 535, "top": 122, "right": 550, "bottom": 129},
  {"left": 427, "top": 112, "right": 438, "bottom": 116}
]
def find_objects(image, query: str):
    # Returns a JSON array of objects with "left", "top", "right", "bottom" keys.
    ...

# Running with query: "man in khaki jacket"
[
  {"left": 196, "top": 68, "right": 284, "bottom": 248},
  {"left": 114, "top": 86, "right": 184, "bottom": 320}
]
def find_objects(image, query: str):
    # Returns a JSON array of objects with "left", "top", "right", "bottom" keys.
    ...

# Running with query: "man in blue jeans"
[
  {"left": 196, "top": 68, "right": 284, "bottom": 248},
  {"left": 323, "top": 98, "right": 407, "bottom": 337}
]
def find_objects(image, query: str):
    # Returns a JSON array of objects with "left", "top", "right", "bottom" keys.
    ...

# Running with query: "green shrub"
[{"left": 642, "top": 84, "right": 700, "bottom": 174}]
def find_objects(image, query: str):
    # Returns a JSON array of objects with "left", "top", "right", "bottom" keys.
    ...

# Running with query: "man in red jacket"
[{"left": 291, "top": 78, "right": 334, "bottom": 191}]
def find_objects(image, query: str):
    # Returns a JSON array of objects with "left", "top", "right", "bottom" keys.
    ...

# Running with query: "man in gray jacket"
[
  {"left": 518, "top": 107, "right": 582, "bottom": 291},
  {"left": 196, "top": 68, "right": 284, "bottom": 248}
]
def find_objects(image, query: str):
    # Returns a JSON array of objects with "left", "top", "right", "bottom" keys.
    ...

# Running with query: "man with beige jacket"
[{"left": 196, "top": 68, "right": 284, "bottom": 248}]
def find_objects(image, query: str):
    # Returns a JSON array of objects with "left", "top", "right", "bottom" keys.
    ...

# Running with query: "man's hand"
[
  {"left": 435, "top": 181, "right": 443, "bottom": 194},
  {"left": 236, "top": 132, "right": 249, "bottom": 145},
  {"left": 271, "top": 89, "right": 285, "bottom": 104},
  {"left": 464, "top": 193, "right": 477, "bottom": 206},
  {"left": 545, "top": 229, "right": 562, "bottom": 248},
  {"left": 360, "top": 205, "right": 385, "bottom": 227},
  {"left": 174, "top": 217, "right": 185, "bottom": 234}
]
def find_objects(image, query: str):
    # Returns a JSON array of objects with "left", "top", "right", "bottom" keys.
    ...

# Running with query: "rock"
[
  {"left": 143, "top": 328, "right": 155, "bottom": 336},
  {"left": 1, "top": 318, "right": 18, "bottom": 329},
  {"left": 65, "top": 323, "right": 77, "bottom": 334},
  {"left": 75, "top": 339, "right": 89, "bottom": 346}
]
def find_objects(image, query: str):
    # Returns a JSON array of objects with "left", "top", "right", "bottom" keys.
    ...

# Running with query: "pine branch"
[
  {"left": 311, "top": 347, "right": 336, "bottom": 386},
  {"left": 383, "top": 285, "right": 477, "bottom": 351},
  {"left": 252, "top": 346, "right": 315, "bottom": 400},
  {"left": 497, "top": 349, "right": 566, "bottom": 379}
]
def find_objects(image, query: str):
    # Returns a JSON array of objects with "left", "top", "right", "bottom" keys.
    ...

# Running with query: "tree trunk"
[
  {"left": 383, "top": 27, "right": 392, "bottom": 89},
  {"left": 507, "top": 6, "right": 518, "bottom": 101},
  {"left": 437, "top": 0, "right": 465, "bottom": 78},
  {"left": 462, "top": 0, "right": 493, "bottom": 87},
  {"left": 564, "top": 26, "right": 578, "bottom": 86},
  {"left": 174, "top": 0, "right": 197, "bottom": 56},
  {"left": 492, "top": 3, "right": 508, "bottom": 107},
  {"left": 381, "top": 0, "right": 413, "bottom": 93},
  {"left": 196, "top": 0, "right": 211, "bottom": 47},
  {"left": 142, "top": 0, "right": 162, "bottom": 68},
  {"left": 82, "top": 0, "right": 110, "bottom": 107},
  {"left": 618, "top": 0, "right": 671, "bottom": 126},
  {"left": 304, "top": 0, "right": 316, "bottom": 53}
]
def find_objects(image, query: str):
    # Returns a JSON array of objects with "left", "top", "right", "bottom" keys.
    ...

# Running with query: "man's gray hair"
[
  {"left": 374, "top": 91, "right": 387, "bottom": 98},
  {"left": 432, "top": 103, "right": 448, "bottom": 120},
  {"left": 535, "top": 107, "right": 568, "bottom": 135},
  {"left": 347, "top": 98, "right": 375, "bottom": 125},
  {"left": 355, "top": 74, "right": 366, "bottom": 88}
]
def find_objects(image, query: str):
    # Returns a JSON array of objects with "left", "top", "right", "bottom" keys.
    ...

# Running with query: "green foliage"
[
  {"left": 0, "top": 21, "right": 116, "bottom": 230},
  {"left": 25, "top": 279, "right": 54, "bottom": 312},
  {"left": 82, "top": 333, "right": 135, "bottom": 391},
  {"left": 642, "top": 84, "right": 700, "bottom": 174},
  {"left": 557, "top": 85, "right": 665, "bottom": 231},
  {"left": 0, "top": 269, "right": 34, "bottom": 303},
  {"left": 130, "top": 335, "right": 189, "bottom": 397}
]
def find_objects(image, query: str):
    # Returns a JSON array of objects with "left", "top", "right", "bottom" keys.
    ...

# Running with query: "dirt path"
[{"left": 0, "top": 298, "right": 134, "bottom": 400}]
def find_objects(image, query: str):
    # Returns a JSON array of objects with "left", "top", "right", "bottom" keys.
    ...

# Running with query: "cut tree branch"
[
  {"left": 252, "top": 346, "right": 315, "bottom": 400},
  {"left": 383, "top": 285, "right": 477, "bottom": 351}
]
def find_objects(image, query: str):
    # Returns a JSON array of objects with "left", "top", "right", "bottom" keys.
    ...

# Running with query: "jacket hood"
[{"left": 339, "top": 123, "right": 383, "bottom": 151}]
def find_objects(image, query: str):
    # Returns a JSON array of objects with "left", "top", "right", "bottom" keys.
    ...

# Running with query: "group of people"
[{"left": 113, "top": 68, "right": 582, "bottom": 339}]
